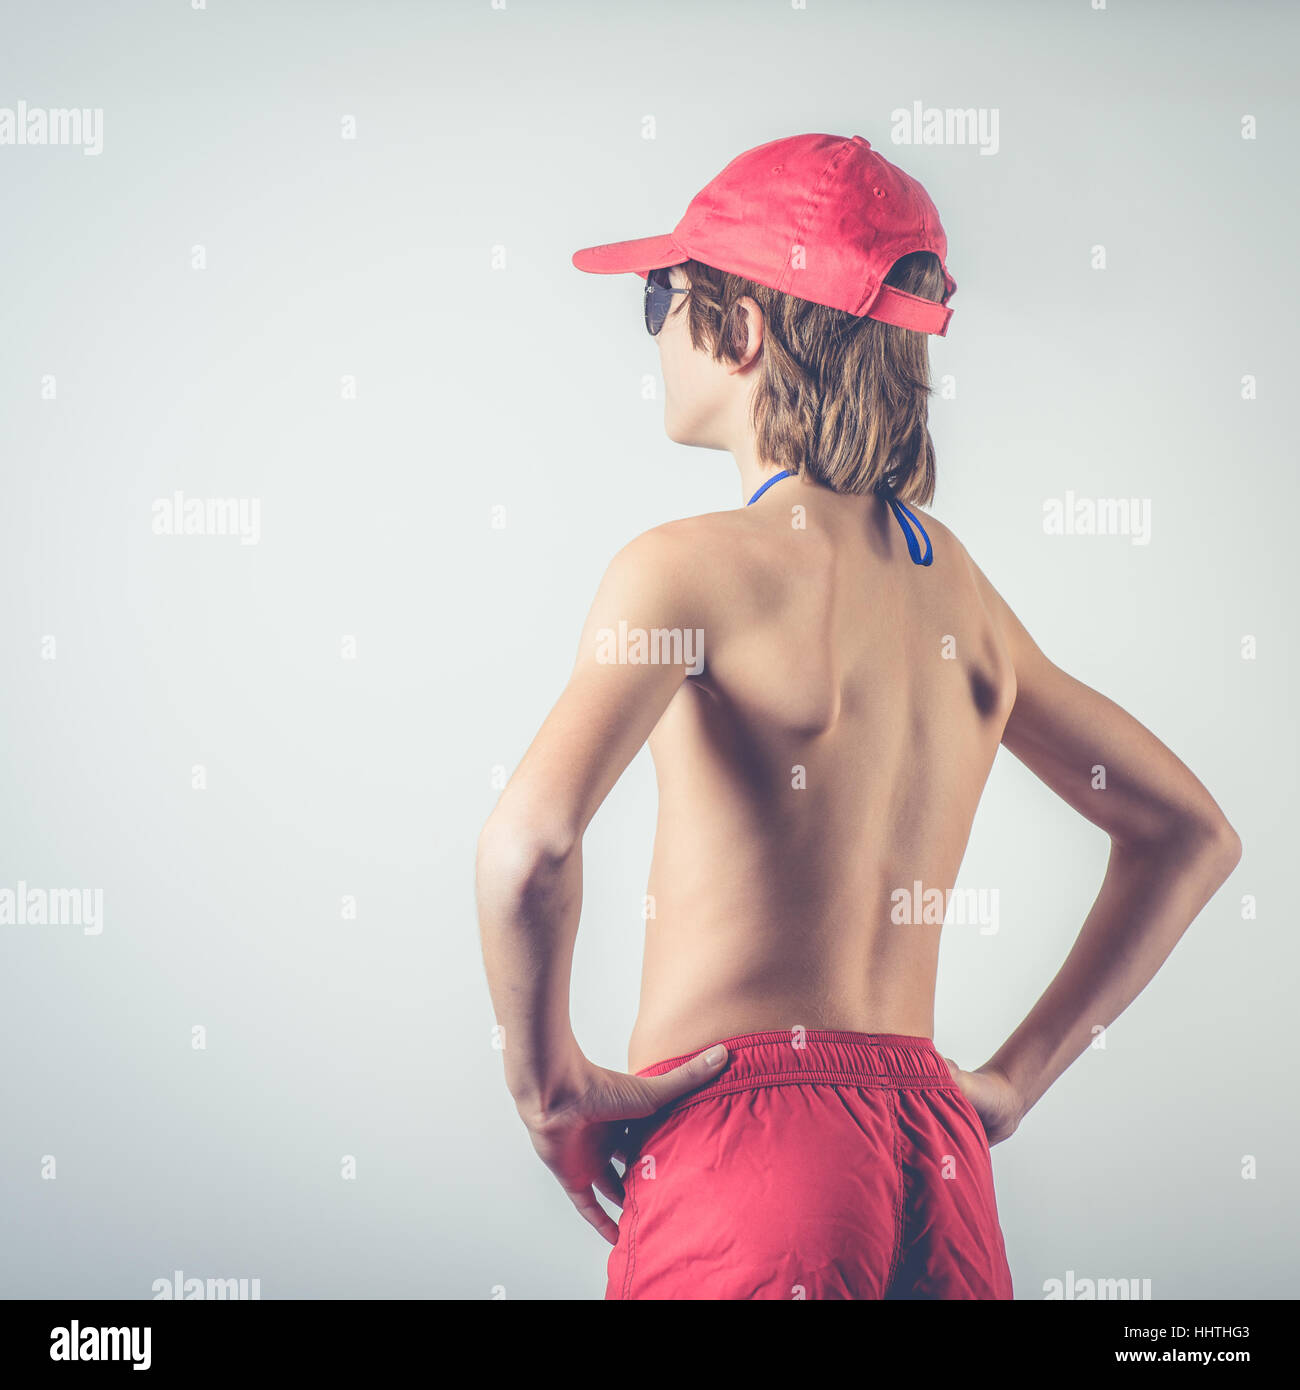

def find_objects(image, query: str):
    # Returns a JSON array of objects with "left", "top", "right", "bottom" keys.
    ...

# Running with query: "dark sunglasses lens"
[{"left": 645, "top": 270, "right": 671, "bottom": 335}]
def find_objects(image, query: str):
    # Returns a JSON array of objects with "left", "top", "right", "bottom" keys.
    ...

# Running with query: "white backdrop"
[{"left": 0, "top": 0, "right": 1295, "bottom": 1299}]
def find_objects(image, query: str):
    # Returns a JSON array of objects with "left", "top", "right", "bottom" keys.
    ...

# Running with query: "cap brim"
[{"left": 572, "top": 233, "right": 687, "bottom": 277}]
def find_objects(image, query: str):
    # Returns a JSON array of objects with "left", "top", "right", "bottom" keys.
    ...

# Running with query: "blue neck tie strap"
[
  {"left": 884, "top": 495, "right": 933, "bottom": 566},
  {"left": 746, "top": 469, "right": 933, "bottom": 567},
  {"left": 746, "top": 469, "right": 794, "bottom": 506}
]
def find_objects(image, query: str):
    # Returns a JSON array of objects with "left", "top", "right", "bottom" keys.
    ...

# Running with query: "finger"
[
  {"left": 592, "top": 1161, "right": 625, "bottom": 1206},
  {"left": 634, "top": 1043, "right": 729, "bottom": 1111},
  {"left": 609, "top": 1122, "right": 631, "bottom": 1164},
  {"left": 565, "top": 1185, "right": 621, "bottom": 1246},
  {"left": 941, "top": 1055, "right": 961, "bottom": 1081}
]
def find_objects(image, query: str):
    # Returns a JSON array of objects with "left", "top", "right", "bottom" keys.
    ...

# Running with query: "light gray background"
[{"left": 1, "top": 0, "right": 1295, "bottom": 1300}]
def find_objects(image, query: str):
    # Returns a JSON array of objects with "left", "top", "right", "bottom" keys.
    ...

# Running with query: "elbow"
[
  {"left": 476, "top": 806, "right": 579, "bottom": 901},
  {"left": 1120, "top": 807, "right": 1242, "bottom": 880},
  {"left": 1177, "top": 808, "right": 1242, "bottom": 879},
  {"left": 1208, "top": 818, "right": 1242, "bottom": 877}
]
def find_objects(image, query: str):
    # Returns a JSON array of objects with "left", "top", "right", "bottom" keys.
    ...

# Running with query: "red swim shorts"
[{"left": 605, "top": 1029, "right": 1014, "bottom": 1300}]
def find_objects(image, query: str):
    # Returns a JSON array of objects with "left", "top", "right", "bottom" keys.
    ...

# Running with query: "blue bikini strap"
[
  {"left": 884, "top": 494, "right": 934, "bottom": 567},
  {"left": 747, "top": 470, "right": 933, "bottom": 567},
  {"left": 746, "top": 469, "right": 794, "bottom": 506}
]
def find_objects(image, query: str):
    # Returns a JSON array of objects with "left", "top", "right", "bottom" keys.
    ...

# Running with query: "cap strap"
[{"left": 867, "top": 284, "right": 953, "bottom": 336}]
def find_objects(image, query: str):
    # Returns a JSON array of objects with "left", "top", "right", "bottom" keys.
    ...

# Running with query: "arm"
[
  {"left": 476, "top": 527, "right": 728, "bottom": 1238},
  {"left": 965, "top": 558, "right": 1242, "bottom": 1139}
]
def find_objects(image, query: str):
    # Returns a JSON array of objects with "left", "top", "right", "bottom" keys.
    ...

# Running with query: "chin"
[
  {"left": 663, "top": 410, "right": 713, "bottom": 449},
  {"left": 663, "top": 414, "right": 693, "bottom": 446}
]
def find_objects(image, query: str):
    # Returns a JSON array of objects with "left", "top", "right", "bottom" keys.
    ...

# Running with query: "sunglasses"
[{"left": 644, "top": 267, "right": 689, "bottom": 336}]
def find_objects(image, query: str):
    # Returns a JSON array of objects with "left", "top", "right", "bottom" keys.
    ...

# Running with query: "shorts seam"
[
  {"left": 621, "top": 1159, "right": 640, "bottom": 1300},
  {"left": 885, "top": 1086, "right": 906, "bottom": 1292}
]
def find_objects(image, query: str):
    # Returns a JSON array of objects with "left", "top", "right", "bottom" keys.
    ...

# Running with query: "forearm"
[
  {"left": 476, "top": 818, "right": 589, "bottom": 1120},
  {"left": 987, "top": 823, "right": 1241, "bottom": 1121}
]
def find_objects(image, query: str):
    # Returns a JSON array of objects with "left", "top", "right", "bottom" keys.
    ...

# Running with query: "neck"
[{"left": 732, "top": 441, "right": 788, "bottom": 507}]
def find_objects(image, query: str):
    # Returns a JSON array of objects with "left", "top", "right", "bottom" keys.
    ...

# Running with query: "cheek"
[
  {"left": 661, "top": 328, "right": 701, "bottom": 403},
  {"left": 660, "top": 340, "right": 698, "bottom": 437}
]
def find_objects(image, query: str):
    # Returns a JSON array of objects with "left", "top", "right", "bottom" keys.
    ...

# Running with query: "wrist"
[
  {"left": 508, "top": 1049, "right": 593, "bottom": 1128},
  {"left": 977, "top": 1060, "right": 1031, "bottom": 1126}
]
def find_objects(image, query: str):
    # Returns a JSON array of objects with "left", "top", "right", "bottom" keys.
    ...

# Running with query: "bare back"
[{"left": 629, "top": 479, "right": 1016, "bottom": 1070}]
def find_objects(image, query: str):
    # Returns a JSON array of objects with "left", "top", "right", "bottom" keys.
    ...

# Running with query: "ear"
[{"left": 725, "top": 296, "right": 765, "bottom": 373}]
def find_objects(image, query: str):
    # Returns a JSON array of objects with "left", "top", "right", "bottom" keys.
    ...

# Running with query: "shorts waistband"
[{"left": 635, "top": 1028, "right": 960, "bottom": 1115}]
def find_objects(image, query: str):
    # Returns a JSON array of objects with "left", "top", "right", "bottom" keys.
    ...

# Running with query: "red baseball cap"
[{"left": 572, "top": 132, "right": 956, "bottom": 335}]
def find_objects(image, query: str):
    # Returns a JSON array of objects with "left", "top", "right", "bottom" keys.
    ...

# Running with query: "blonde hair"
[{"left": 680, "top": 251, "right": 948, "bottom": 507}]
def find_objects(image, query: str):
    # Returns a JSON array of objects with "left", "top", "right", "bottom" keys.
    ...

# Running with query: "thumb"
[
  {"left": 632, "top": 1043, "right": 730, "bottom": 1114},
  {"left": 942, "top": 1055, "right": 962, "bottom": 1082}
]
